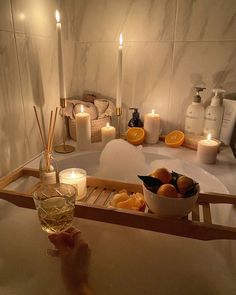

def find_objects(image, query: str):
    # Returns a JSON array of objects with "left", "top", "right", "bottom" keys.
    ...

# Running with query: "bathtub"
[{"left": 57, "top": 149, "right": 228, "bottom": 194}]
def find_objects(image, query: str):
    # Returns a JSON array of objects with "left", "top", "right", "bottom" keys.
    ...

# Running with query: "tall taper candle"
[
  {"left": 116, "top": 33, "right": 123, "bottom": 109},
  {"left": 55, "top": 10, "right": 66, "bottom": 99}
]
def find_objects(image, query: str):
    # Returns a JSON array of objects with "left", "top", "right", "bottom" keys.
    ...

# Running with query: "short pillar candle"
[
  {"left": 144, "top": 109, "right": 160, "bottom": 144},
  {"left": 197, "top": 134, "right": 219, "bottom": 164},
  {"left": 59, "top": 168, "right": 87, "bottom": 200},
  {"left": 101, "top": 123, "right": 116, "bottom": 146}
]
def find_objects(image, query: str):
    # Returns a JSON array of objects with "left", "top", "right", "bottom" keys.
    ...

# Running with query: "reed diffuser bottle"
[
  {"left": 39, "top": 150, "right": 58, "bottom": 184},
  {"left": 33, "top": 106, "right": 59, "bottom": 185}
]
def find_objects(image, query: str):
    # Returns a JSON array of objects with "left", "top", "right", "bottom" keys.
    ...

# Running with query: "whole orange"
[
  {"left": 157, "top": 184, "right": 178, "bottom": 198},
  {"left": 150, "top": 168, "right": 172, "bottom": 184},
  {"left": 177, "top": 176, "right": 194, "bottom": 194}
]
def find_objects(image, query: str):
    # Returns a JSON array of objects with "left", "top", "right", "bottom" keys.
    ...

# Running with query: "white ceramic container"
[{"left": 142, "top": 184, "right": 199, "bottom": 218}]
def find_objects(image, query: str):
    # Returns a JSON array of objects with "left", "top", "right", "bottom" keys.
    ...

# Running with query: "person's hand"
[{"left": 49, "top": 228, "right": 92, "bottom": 294}]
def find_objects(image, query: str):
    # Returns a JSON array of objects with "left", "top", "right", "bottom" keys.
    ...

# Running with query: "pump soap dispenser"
[
  {"left": 128, "top": 108, "right": 143, "bottom": 127},
  {"left": 203, "top": 88, "right": 225, "bottom": 139},
  {"left": 184, "top": 87, "right": 206, "bottom": 135}
]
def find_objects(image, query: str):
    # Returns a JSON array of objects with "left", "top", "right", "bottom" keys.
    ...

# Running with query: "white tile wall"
[
  {"left": 62, "top": 0, "right": 236, "bottom": 133},
  {"left": 0, "top": 0, "right": 61, "bottom": 177}
]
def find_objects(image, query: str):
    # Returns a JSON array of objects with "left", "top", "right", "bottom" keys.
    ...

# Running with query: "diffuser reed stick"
[
  {"left": 33, "top": 106, "right": 58, "bottom": 172},
  {"left": 33, "top": 106, "right": 46, "bottom": 149}
]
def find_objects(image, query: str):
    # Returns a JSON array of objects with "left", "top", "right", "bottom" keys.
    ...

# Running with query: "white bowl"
[{"left": 142, "top": 184, "right": 199, "bottom": 218}]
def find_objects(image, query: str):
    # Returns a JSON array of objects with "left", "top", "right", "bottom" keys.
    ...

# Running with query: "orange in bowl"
[
  {"left": 165, "top": 130, "right": 185, "bottom": 148},
  {"left": 127, "top": 127, "right": 145, "bottom": 145}
]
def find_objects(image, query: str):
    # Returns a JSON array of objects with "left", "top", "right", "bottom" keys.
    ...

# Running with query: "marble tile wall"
[
  {"left": 61, "top": 0, "right": 236, "bottom": 133},
  {"left": 0, "top": 0, "right": 236, "bottom": 176},
  {"left": 0, "top": 0, "right": 62, "bottom": 177}
]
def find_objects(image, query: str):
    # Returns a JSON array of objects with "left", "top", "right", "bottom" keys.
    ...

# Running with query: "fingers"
[{"left": 48, "top": 227, "right": 81, "bottom": 251}]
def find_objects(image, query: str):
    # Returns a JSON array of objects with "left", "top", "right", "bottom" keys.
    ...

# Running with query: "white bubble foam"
[{"left": 96, "top": 139, "right": 149, "bottom": 183}]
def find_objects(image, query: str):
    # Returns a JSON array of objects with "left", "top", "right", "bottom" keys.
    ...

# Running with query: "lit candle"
[
  {"left": 59, "top": 168, "right": 87, "bottom": 200},
  {"left": 197, "top": 133, "right": 220, "bottom": 164},
  {"left": 55, "top": 10, "right": 66, "bottom": 98},
  {"left": 75, "top": 105, "right": 91, "bottom": 150},
  {"left": 144, "top": 109, "right": 161, "bottom": 144},
  {"left": 101, "top": 123, "right": 116, "bottom": 145},
  {"left": 116, "top": 33, "right": 123, "bottom": 109}
]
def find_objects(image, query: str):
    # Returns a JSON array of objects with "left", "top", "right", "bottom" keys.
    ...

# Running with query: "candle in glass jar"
[
  {"left": 144, "top": 109, "right": 161, "bottom": 144},
  {"left": 197, "top": 134, "right": 219, "bottom": 164},
  {"left": 101, "top": 123, "right": 116, "bottom": 145},
  {"left": 59, "top": 168, "right": 87, "bottom": 200},
  {"left": 75, "top": 105, "right": 91, "bottom": 150}
]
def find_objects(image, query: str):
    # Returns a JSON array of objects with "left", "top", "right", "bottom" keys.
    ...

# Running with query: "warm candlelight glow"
[
  {"left": 119, "top": 33, "right": 123, "bottom": 46},
  {"left": 55, "top": 10, "right": 60, "bottom": 23},
  {"left": 81, "top": 105, "right": 84, "bottom": 113},
  {"left": 207, "top": 133, "right": 212, "bottom": 141},
  {"left": 152, "top": 109, "right": 155, "bottom": 115},
  {"left": 71, "top": 170, "right": 76, "bottom": 179},
  {"left": 106, "top": 122, "right": 110, "bottom": 128}
]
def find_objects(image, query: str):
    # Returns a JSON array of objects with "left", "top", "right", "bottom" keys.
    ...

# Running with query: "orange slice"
[
  {"left": 127, "top": 127, "right": 145, "bottom": 145},
  {"left": 165, "top": 130, "right": 185, "bottom": 148}
]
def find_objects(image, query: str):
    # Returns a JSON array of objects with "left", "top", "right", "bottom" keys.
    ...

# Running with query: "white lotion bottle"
[
  {"left": 203, "top": 89, "right": 225, "bottom": 139},
  {"left": 184, "top": 87, "right": 206, "bottom": 135}
]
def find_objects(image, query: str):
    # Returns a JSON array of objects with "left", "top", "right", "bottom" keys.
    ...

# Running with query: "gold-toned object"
[
  {"left": 54, "top": 100, "right": 75, "bottom": 154},
  {"left": 115, "top": 107, "right": 122, "bottom": 138},
  {"left": 116, "top": 107, "right": 122, "bottom": 116},
  {"left": 60, "top": 98, "right": 66, "bottom": 108},
  {"left": 54, "top": 144, "right": 75, "bottom": 153}
]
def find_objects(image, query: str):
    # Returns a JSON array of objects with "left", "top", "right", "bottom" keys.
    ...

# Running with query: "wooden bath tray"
[{"left": 1, "top": 167, "right": 236, "bottom": 241}]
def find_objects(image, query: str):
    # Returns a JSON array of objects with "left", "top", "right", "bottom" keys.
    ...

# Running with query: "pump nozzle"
[
  {"left": 193, "top": 87, "right": 206, "bottom": 103},
  {"left": 212, "top": 88, "right": 226, "bottom": 96},
  {"left": 211, "top": 88, "right": 226, "bottom": 106},
  {"left": 129, "top": 108, "right": 138, "bottom": 112},
  {"left": 195, "top": 87, "right": 206, "bottom": 94}
]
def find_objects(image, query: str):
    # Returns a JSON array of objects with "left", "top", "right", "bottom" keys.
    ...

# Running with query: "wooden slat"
[
  {"left": 74, "top": 204, "right": 236, "bottom": 241},
  {"left": 95, "top": 189, "right": 113, "bottom": 206},
  {"left": 202, "top": 203, "right": 212, "bottom": 224},
  {"left": 82, "top": 186, "right": 95, "bottom": 202},
  {"left": 192, "top": 203, "right": 200, "bottom": 221},
  {"left": 0, "top": 168, "right": 24, "bottom": 189},
  {"left": 198, "top": 192, "right": 236, "bottom": 205},
  {"left": 22, "top": 168, "right": 40, "bottom": 178},
  {"left": 86, "top": 188, "right": 103, "bottom": 205},
  {"left": 87, "top": 176, "right": 143, "bottom": 194}
]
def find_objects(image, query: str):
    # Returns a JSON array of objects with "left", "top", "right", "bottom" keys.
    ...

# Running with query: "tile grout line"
[{"left": 9, "top": 0, "right": 30, "bottom": 153}]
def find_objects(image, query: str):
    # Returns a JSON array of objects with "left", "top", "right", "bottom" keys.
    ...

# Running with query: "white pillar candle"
[
  {"left": 59, "top": 168, "right": 87, "bottom": 200},
  {"left": 75, "top": 105, "right": 91, "bottom": 150},
  {"left": 101, "top": 123, "right": 116, "bottom": 145},
  {"left": 197, "top": 134, "right": 219, "bottom": 164},
  {"left": 55, "top": 10, "right": 66, "bottom": 99},
  {"left": 116, "top": 33, "right": 123, "bottom": 109},
  {"left": 144, "top": 109, "right": 161, "bottom": 144}
]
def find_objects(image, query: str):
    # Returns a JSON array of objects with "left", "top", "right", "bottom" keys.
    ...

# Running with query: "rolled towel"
[
  {"left": 94, "top": 98, "right": 115, "bottom": 118},
  {"left": 65, "top": 99, "right": 98, "bottom": 120}
]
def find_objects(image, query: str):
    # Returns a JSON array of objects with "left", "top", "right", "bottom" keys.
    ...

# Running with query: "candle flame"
[
  {"left": 55, "top": 10, "right": 60, "bottom": 23},
  {"left": 71, "top": 170, "right": 76, "bottom": 179},
  {"left": 106, "top": 122, "right": 110, "bottom": 127},
  {"left": 207, "top": 133, "right": 211, "bottom": 141},
  {"left": 119, "top": 33, "right": 123, "bottom": 46},
  {"left": 81, "top": 105, "right": 84, "bottom": 113},
  {"left": 151, "top": 109, "right": 155, "bottom": 115}
]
